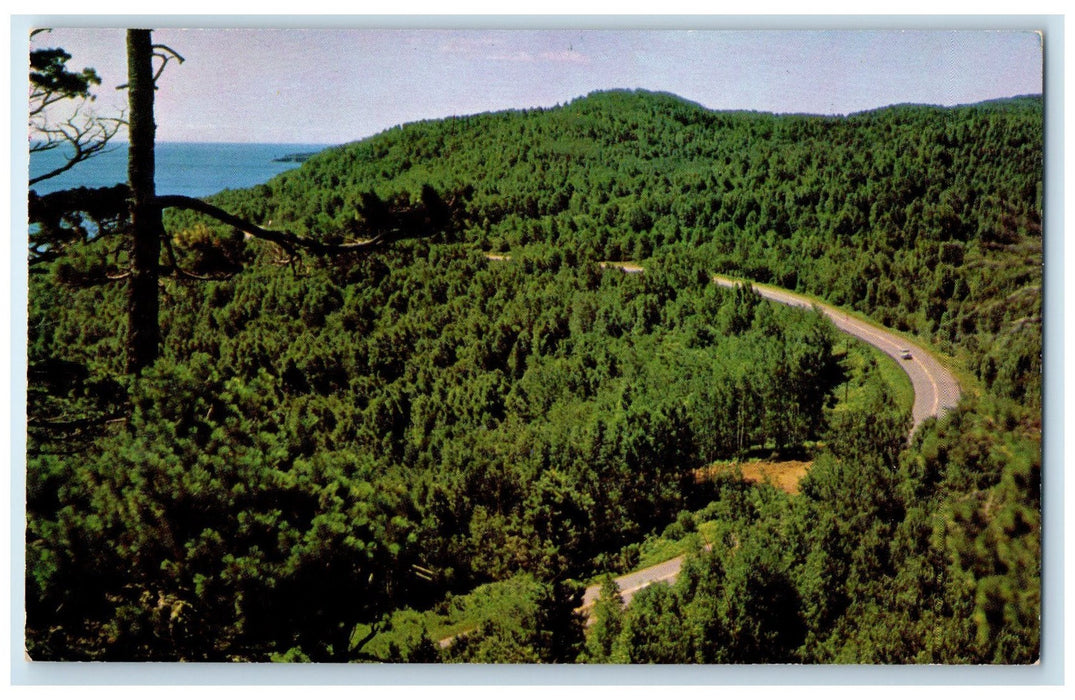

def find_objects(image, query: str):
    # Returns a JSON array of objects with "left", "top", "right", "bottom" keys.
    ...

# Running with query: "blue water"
[{"left": 28, "top": 142, "right": 335, "bottom": 197}]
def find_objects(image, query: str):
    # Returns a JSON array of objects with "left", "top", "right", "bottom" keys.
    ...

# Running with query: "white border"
[{"left": 5, "top": 10, "right": 1066, "bottom": 689}]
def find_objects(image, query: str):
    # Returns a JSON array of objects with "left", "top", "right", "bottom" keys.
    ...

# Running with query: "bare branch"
[
  {"left": 29, "top": 103, "right": 123, "bottom": 185},
  {"left": 152, "top": 44, "right": 186, "bottom": 62},
  {"left": 115, "top": 44, "right": 188, "bottom": 90},
  {"left": 28, "top": 88, "right": 70, "bottom": 117},
  {"left": 151, "top": 44, "right": 185, "bottom": 84},
  {"left": 29, "top": 41, "right": 123, "bottom": 184}
]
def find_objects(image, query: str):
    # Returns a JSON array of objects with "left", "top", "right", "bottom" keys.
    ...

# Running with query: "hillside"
[
  {"left": 27, "top": 90, "right": 1042, "bottom": 663},
  {"left": 204, "top": 89, "right": 1043, "bottom": 405}
]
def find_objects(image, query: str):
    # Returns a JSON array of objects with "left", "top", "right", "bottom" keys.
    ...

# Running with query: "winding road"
[
  {"left": 573, "top": 268, "right": 962, "bottom": 621},
  {"left": 469, "top": 256, "right": 963, "bottom": 632},
  {"left": 710, "top": 274, "right": 961, "bottom": 432}
]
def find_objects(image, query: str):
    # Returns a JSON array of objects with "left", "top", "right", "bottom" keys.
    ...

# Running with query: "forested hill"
[
  {"left": 28, "top": 89, "right": 1041, "bottom": 664},
  {"left": 206, "top": 89, "right": 1043, "bottom": 405}
]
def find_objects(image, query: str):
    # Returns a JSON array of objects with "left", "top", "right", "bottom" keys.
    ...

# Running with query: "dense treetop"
[
  {"left": 194, "top": 89, "right": 1041, "bottom": 405},
  {"left": 27, "top": 90, "right": 1041, "bottom": 663}
]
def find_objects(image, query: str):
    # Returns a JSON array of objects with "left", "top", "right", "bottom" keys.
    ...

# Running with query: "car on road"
[{"left": 900, "top": 349, "right": 912, "bottom": 360}]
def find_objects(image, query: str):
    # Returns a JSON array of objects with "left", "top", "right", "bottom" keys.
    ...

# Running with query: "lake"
[{"left": 28, "top": 142, "right": 336, "bottom": 197}]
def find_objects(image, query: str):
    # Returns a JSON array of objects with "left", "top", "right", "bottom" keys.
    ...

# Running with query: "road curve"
[
  {"left": 710, "top": 274, "right": 961, "bottom": 432},
  {"left": 573, "top": 269, "right": 962, "bottom": 622},
  {"left": 480, "top": 258, "right": 962, "bottom": 626},
  {"left": 491, "top": 257, "right": 960, "bottom": 431}
]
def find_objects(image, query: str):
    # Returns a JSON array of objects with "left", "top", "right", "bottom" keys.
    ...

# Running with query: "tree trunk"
[{"left": 125, "top": 29, "right": 162, "bottom": 375}]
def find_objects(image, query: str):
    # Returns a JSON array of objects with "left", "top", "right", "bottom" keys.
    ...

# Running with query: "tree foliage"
[{"left": 27, "top": 88, "right": 1041, "bottom": 663}]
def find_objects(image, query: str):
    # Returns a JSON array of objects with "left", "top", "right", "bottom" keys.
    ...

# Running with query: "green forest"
[{"left": 26, "top": 88, "right": 1041, "bottom": 663}]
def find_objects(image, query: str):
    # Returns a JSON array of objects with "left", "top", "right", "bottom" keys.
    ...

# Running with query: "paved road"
[
  {"left": 573, "top": 270, "right": 963, "bottom": 621},
  {"left": 481, "top": 259, "right": 962, "bottom": 626},
  {"left": 577, "top": 556, "right": 686, "bottom": 621},
  {"left": 710, "top": 275, "right": 961, "bottom": 432},
  {"left": 439, "top": 556, "right": 688, "bottom": 645}
]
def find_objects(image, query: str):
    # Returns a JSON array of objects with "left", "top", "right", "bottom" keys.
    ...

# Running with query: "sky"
[{"left": 23, "top": 26, "right": 1044, "bottom": 144}]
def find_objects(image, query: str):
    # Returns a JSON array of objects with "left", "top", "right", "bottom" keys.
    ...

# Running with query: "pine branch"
[{"left": 155, "top": 194, "right": 390, "bottom": 256}]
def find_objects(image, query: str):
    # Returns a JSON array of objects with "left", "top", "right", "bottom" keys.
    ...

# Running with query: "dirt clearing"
[{"left": 695, "top": 459, "right": 813, "bottom": 495}]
